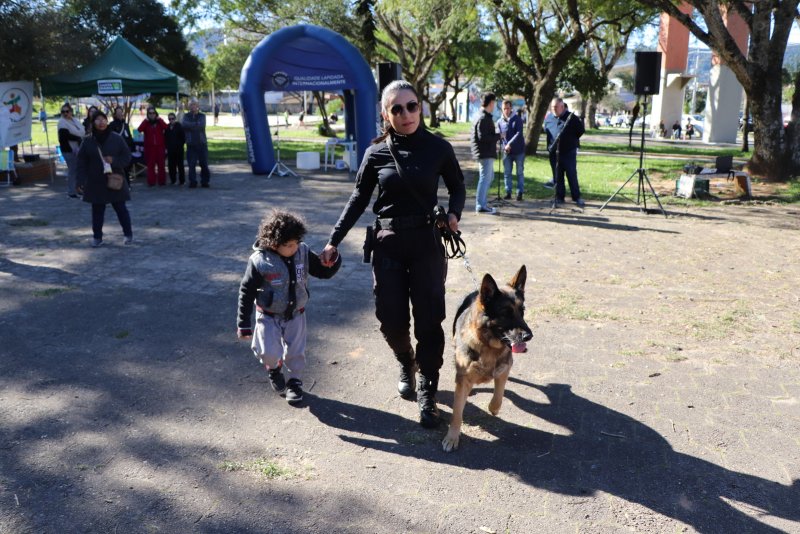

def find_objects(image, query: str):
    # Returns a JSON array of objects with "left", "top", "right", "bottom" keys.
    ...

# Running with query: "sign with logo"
[
  {"left": 0, "top": 81, "right": 34, "bottom": 148},
  {"left": 97, "top": 79, "right": 123, "bottom": 95}
]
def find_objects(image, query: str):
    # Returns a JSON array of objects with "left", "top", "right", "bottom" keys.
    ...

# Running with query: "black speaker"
[
  {"left": 634, "top": 51, "right": 662, "bottom": 95},
  {"left": 377, "top": 62, "right": 402, "bottom": 96}
]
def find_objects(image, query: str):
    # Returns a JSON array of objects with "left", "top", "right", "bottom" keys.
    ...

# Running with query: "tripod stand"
[
  {"left": 599, "top": 96, "right": 666, "bottom": 217},
  {"left": 268, "top": 122, "right": 296, "bottom": 179},
  {"left": 490, "top": 142, "right": 512, "bottom": 207}
]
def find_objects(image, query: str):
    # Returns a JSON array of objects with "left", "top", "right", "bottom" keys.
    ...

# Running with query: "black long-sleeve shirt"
[{"left": 328, "top": 127, "right": 466, "bottom": 247}]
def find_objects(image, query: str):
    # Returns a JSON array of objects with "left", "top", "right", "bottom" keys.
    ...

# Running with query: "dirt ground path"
[{"left": 1, "top": 158, "right": 799, "bottom": 533}]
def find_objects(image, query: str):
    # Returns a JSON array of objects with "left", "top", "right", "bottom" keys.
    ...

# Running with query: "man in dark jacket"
[
  {"left": 549, "top": 98, "right": 585, "bottom": 208},
  {"left": 165, "top": 112, "right": 186, "bottom": 185},
  {"left": 470, "top": 92, "right": 499, "bottom": 214},
  {"left": 183, "top": 100, "right": 211, "bottom": 188},
  {"left": 498, "top": 99, "right": 525, "bottom": 201}
]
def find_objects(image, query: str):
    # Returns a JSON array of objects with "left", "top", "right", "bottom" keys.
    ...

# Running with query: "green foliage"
[
  {"left": 355, "top": 0, "right": 378, "bottom": 62},
  {"left": 173, "top": 0, "right": 376, "bottom": 61},
  {"left": 65, "top": 0, "right": 202, "bottom": 84},
  {"left": 203, "top": 40, "right": 252, "bottom": 90},
  {"left": 616, "top": 71, "right": 635, "bottom": 93},
  {"left": 557, "top": 53, "right": 608, "bottom": 100},
  {"left": 486, "top": 57, "right": 531, "bottom": 97},
  {"left": 325, "top": 98, "right": 344, "bottom": 116},
  {"left": 0, "top": 1, "right": 93, "bottom": 80},
  {"left": 374, "top": 0, "right": 481, "bottom": 106}
]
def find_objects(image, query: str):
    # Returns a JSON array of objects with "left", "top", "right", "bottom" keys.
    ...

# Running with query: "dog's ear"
[
  {"left": 479, "top": 273, "right": 499, "bottom": 305},
  {"left": 509, "top": 265, "right": 527, "bottom": 294}
]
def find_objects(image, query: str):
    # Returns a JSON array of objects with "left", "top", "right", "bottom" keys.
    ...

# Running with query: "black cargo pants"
[{"left": 372, "top": 224, "right": 447, "bottom": 379}]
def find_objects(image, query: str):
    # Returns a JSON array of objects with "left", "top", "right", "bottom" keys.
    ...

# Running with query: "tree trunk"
[
  {"left": 746, "top": 83, "right": 788, "bottom": 180},
  {"left": 428, "top": 102, "right": 441, "bottom": 128},
  {"left": 741, "top": 97, "right": 750, "bottom": 153},
  {"left": 523, "top": 78, "right": 559, "bottom": 156},
  {"left": 587, "top": 99, "right": 598, "bottom": 130},
  {"left": 579, "top": 98, "right": 588, "bottom": 129},
  {"left": 313, "top": 91, "right": 335, "bottom": 137}
]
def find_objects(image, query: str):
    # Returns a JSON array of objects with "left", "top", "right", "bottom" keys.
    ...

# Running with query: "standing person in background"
[
  {"left": 83, "top": 105, "right": 99, "bottom": 135},
  {"left": 318, "top": 80, "right": 466, "bottom": 429},
  {"left": 109, "top": 106, "right": 134, "bottom": 153},
  {"left": 213, "top": 102, "right": 220, "bottom": 126},
  {"left": 57, "top": 104, "right": 85, "bottom": 198},
  {"left": 497, "top": 99, "right": 526, "bottom": 201},
  {"left": 469, "top": 92, "right": 499, "bottom": 214},
  {"left": 137, "top": 106, "right": 168, "bottom": 186},
  {"left": 39, "top": 107, "right": 47, "bottom": 132},
  {"left": 75, "top": 111, "right": 133, "bottom": 247},
  {"left": 109, "top": 106, "right": 135, "bottom": 184},
  {"left": 165, "top": 112, "right": 186, "bottom": 185},
  {"left": 548, "top": 98, "right": 585, "bottom": 208},
  {"left": 182, "top": 100, "right": 211, "bottom": 188}
]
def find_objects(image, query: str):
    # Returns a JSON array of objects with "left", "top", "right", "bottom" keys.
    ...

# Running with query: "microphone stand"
[
  {"left": 491, "top": 140, "right": 512, "bottom": 207},
  {"left": 268, "top": 121, "right": 297, "bottom": 179}
]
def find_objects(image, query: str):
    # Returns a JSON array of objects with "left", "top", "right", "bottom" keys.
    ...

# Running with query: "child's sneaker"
[
  {"left": 285, "top": 378, "right": 303, "bottom": 404},
  {"left": 268, "top": 367, "right": 286, "bottom": 393}
]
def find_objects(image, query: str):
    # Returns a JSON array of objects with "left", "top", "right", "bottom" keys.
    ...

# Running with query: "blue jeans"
[
  {"left": 503, "top": 152, "right": 525, "bottom": 194},
  {"left": 63, "top": 151, "right": 78, "bottom": 195},
  {"left": 475, "top": 158, "right": 495, "bottom": 211},
  {"left": 186, "top": 144, "right": 210, "bottom": 185},
  {"left": 554, "top": 148, "right": 581, "bottom": 202}
]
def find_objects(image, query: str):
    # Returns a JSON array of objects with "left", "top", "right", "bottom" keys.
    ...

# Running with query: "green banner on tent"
[{"left": 97, "top": 79, "right": 123, "bottom": 95}]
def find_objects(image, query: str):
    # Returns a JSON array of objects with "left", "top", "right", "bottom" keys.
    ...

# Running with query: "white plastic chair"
[{"left": 0, "top": 149, "right": 18, "bottom": 187}]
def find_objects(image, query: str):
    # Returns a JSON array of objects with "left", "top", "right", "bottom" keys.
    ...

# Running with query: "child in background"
[{"left": 237, "top": 210, "right": 341, "bottom": 404}]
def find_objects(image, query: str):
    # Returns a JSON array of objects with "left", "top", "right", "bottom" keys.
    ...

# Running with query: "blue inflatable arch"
[{"left": 239, "top": 25, "right": 377, "bottom": 175}]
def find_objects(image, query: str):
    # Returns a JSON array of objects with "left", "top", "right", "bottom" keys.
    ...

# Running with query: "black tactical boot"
[
  {"left": 417, "top": 373, "right": 440, "bottom": 428},
  {"left": 395, "top": 349, "right": 417, "bottom": 400}
]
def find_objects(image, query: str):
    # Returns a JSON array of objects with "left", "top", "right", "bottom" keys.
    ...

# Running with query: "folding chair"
[
  {"left": 715, "top": 155, "right": 734, "bottom": 179},
  {"left": 0, "top": 149, "right": 18, "bottom": 187}
]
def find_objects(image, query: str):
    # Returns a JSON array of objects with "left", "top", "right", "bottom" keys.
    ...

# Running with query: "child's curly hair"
[{"left": 256, "top": 209, "right": 307, "bottom": 250}]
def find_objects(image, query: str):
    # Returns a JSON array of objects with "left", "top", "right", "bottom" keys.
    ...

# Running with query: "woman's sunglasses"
[
  {"left": 390, "top": 101, "right": 419, "bottom": 116},
  {"left": 61, "top": 109, "right": 71, "bottom": 114}
]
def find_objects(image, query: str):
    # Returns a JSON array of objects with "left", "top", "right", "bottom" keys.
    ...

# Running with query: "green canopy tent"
[{"left": 41, "top": 36, "right": 189, "bottom": 97}]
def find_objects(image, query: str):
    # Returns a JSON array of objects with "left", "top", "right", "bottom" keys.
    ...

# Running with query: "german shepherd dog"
[{"left": 442, "top": 265, "right": 532, "bottom": 452}]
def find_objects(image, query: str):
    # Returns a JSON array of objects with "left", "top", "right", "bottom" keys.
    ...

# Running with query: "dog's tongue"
[{"left": 511, "top": 342, "right": 527, "bottom": 353}]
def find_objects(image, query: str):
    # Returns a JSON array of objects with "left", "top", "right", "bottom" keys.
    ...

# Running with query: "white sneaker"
[
  {"left": 476, "top": 207, "right": 497, "bottom": 214},
  {"left": 123, "top": 236, "right": 133, "bottom": 245},
  {"left": 91, "top": 239, "right": 103, "bottom": 248}
]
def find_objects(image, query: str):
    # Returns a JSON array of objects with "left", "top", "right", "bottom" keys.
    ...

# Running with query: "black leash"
[{"left": 433, "top": 206, "right": 467, "bottom": 259}]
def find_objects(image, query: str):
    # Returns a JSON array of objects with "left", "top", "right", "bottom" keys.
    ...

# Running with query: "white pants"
[{"left": 251, "top": 312, "right": 307, "bottom": 380}]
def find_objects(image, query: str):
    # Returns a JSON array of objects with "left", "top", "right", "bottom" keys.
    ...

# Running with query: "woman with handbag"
[
  {"left": 76, "top": 110, "right": 133, "bottom": 248},
  {"left": 319, "top": 80, "right": 466, "bottom": 429}
]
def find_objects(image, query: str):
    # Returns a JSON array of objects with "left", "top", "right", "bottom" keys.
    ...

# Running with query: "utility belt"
[
  {"left": 375, "top": 214, "right": 433, "bottom": 232},
  {"left": 257, "top": 306, "right": 305, "bottom": 318}
]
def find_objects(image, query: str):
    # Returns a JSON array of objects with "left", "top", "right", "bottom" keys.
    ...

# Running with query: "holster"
[{"left": 362, "top": 224, "right": 375, "bottom": 263}]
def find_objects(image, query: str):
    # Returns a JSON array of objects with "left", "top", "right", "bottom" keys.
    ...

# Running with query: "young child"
[{"left": 237, "top": 210, "right": 341, "bottom": 404}]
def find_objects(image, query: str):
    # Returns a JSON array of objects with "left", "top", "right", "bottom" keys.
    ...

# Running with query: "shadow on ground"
[{"left": 308, "top": 377, "right": 799, "bottom": 534}]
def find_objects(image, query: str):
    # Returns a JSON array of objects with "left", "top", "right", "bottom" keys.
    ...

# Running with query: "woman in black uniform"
[{"left": 320, "top": 80, "right": 466, "bottom": 428}]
